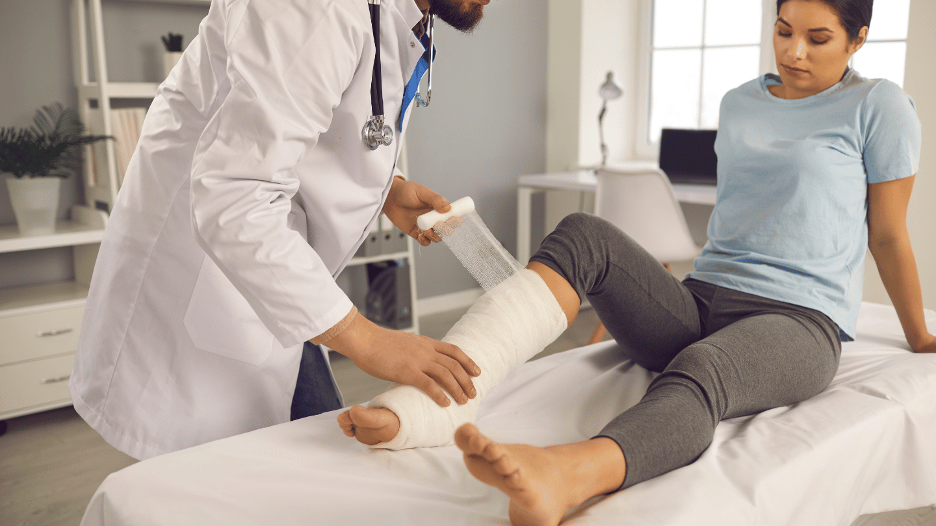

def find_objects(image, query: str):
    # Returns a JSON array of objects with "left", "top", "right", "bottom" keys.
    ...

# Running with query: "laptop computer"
[{"left": 658, "top": 128, "right": 718, "bottom": 186}]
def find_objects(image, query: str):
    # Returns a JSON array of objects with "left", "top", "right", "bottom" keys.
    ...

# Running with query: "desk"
[{"left": 516, "top": 165, "right": 717, "bottom": 264}]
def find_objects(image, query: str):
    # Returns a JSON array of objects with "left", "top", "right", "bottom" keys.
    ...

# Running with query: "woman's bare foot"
[
  {"left": 336, "top": 405, "right": 400, "bottom": 446},
  {"left": 454, "top": 423, "right": 625, "bottom": 526}
]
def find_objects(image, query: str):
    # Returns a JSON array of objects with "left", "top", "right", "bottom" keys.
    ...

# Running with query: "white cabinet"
[{"left": 0, "top": 206, "right": 107, "bottom": 420}]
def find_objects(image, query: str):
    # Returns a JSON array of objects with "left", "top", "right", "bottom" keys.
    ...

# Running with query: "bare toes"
[
  {"left": 489, "top": 450, "right": 520, "bottom": 479},
  {"left": 345, "top": 406, "right": 401, "bottom": 445},
  {"left": 353, "top": 405, "right": 397, "bottom": 429},
  {"left": 469, "top": 426, "right": 504, "bottom": 454},
  {"left": 337, "top": 410, "right": 355, "bottom": 437},
  {"left": 455, "top": 423, "right": 491, "bottom": 457},
  {"left": 454, "top": 423, "right": 479, "bottom": 450},
  {"left": 502, "top": 470, "right": 525, "bottom": 492}
]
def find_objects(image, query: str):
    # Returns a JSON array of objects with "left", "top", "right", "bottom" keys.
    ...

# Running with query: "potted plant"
[{"left": 0, "top": 102, "right": 110, "bottom": 235}]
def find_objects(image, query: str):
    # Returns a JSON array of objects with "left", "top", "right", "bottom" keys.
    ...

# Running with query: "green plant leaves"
[{"left": 0, "top": 102, "right": 111, "bottom": 178}]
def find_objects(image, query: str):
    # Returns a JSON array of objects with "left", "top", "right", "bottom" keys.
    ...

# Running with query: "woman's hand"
[
  {"left": 326, "top": 312, "right": 480, "bottom": 406},
  {"left": 910, "top": 332, "right": 936, "bottom": 353},
  {"left": 383, "top": 176, "right": 450, "bottom": 246}
]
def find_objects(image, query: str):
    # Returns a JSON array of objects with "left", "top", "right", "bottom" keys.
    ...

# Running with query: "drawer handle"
[
  {"left": 36, "top": 328, "right": 74, "bottom": 337},
  {"left": 40, "top": 374, "right": 71, "bottom": 384}
]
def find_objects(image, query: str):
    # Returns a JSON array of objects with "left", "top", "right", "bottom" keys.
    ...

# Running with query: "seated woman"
[{"left": 338, "top": 0, "right": 934, "bottom": 523}]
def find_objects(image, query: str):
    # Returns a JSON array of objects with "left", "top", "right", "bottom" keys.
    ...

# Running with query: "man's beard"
[{"left": 430, "top": 0, "right": 484, "bottom": 33}]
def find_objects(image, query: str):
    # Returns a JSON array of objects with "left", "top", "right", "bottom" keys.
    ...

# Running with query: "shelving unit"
[
  {"left": 70, "top": 0, "right": 205, "bottom": 212},
  {"left": 346, "top": 236, "right": 421, "bottom": 335},
  {"left": 0, "top": 3, "right": 426, "bottom": 424},
  {"left": 0, "top": 0, "right": 209, "bottom": 424},
  {"left": 68, "top": 0, "right": 420, "bottom": 344},
  {"left": 0, "top": 205, "right": 107, "bottom": 420}
]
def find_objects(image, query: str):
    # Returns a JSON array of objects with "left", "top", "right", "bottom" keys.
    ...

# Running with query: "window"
[
  {"left": 638, "top": 0, "right": 912, "bottom": 155},
  {"left": 850, "top": 0, "right": 911, "bottom": 87},
  {"left": 647, "top": 0, "right": 763, "bottom": 143}
]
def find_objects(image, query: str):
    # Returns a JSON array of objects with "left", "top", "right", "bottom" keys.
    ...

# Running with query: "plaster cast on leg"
[{"left": 367, "top": 269, "right": 567, "bottom": 449}]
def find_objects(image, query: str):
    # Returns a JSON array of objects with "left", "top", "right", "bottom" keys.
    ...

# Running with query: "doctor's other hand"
[
  {"left": 383, "top": 176, "right": 451, "bottom": 246},
  {"left": 326, "top": 312, "right": 480, "bottom": 406}
]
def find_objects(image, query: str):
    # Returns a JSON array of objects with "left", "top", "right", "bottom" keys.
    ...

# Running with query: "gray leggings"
[{"left": 530, "top": 213, "right": 842, "bottom": 490}]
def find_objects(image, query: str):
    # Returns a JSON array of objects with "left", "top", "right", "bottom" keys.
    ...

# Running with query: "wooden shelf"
[
  {"left": 78, "top": 82, "right": 160, "bottom": 99},
  {"left": 0, "top": 281, "right": 90, "bottom": 315},
  {"left": 115, "top": 0, "right": 209, "bottom": 5},
  {"left": 0, "top": 222, "right": 106, "bottom": 254},
  {"left": 106, "top": 82, "right": 160, "bottom": 98}
]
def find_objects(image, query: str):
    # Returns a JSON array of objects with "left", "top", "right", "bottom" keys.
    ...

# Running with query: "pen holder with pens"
[{"left": 161, "top": 32, "right": 184, "bottom": 79}]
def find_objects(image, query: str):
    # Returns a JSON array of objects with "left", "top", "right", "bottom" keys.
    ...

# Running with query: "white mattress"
[{"left": 80, "top": 302, "right": 936, "bottom": 526}]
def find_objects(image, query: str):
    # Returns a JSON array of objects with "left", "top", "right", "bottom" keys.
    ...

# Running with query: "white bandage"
[{"left": 367, "top": 269, "right": 568, "bottom": 449}]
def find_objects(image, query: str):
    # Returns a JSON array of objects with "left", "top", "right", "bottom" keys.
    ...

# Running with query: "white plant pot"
[
  {"left": 163, "top": 51, "right": 183, "bottom": 78},
  {"left": 5, "top": 176, "right": 61, "bottom": 236}
]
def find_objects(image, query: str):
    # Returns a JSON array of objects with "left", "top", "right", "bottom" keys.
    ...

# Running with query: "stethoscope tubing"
[
  {"left": 369, "top": 0, "right": 384, "bottom": 118},
  {"left": 416, "top": 14, "right": 432, "bottom": 107},
  {"left": 364, "top": 0, "right": 432, "bottom": 150}
]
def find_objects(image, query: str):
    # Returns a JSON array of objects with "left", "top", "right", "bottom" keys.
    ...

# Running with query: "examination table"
[{"left": 79, "top": 302, "right": 936, "bottom": 525}]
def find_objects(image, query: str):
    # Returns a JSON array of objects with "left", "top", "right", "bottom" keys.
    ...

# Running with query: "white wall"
[
  {"left": 403, "top": 0, "right": 548, "bottom": 299},
  {"left": 577, "top": 0, "right": 640, "bottom": 167},
  {"left": 0, "top": 0, "right": 548, "bottom": 301},
  {"left": 546, "top": 0, "right": 642, "bottom": 172},
  {"left": 0, "top": 0, "right": 205, "bottom": 290},
  {"left": 863, "top": 0, "right": 936, "bottom": 311},
  {"left": 0, "top": 0, "right": 91, "bottom": 289},
  {"left": 545, "top": 0, "right": 582, "bottom": 173},
  {"left": 541, "top": 0, "right": 641, "bottom": 241}
]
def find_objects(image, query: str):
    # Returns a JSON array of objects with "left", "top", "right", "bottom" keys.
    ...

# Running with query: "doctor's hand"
[
  {"left": 326, "top": 312, "right": 480, "bottom": 407},
  {"left": 383, "top": 176, "right": 451, "bottom": 246}
]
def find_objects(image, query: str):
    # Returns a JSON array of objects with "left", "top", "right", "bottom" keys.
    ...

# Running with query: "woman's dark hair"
[{"left": 777, "top": 0, "right": 873, "bottom": 41}]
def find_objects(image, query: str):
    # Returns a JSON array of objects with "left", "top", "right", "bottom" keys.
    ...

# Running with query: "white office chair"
[{"left": 588, "top": 166, "right": 703, "bottom": 344}]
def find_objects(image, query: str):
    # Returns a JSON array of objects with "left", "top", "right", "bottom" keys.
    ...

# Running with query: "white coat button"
[{"left": 410, "top": 42, "right": 415, "bottom": 48}]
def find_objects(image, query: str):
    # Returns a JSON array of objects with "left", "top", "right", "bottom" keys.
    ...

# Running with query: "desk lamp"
[{"left": 598, "top": 71, "right": 623, "bottom": 169}]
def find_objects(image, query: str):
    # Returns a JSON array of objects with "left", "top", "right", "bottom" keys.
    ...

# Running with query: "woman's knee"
[
  {"left": 554, "top": 212, "right": 624, "bottom": 241},
  {"left": 557, "top": 211, "right": 598, "bottom": 228},
  {"left": 544, "top": 213, "right": 642, "bottom": 265},
  {"left": 532, "top": 213, "right": 609, "bottom": 289}
]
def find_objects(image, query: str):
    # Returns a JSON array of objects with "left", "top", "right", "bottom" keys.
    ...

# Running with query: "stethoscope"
[{"left": 363, "top": 0, "right": 434, "bottom": 150}]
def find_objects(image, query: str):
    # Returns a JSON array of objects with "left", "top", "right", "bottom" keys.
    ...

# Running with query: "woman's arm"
[{"left": 867, "top": 175, "right": 936, "bottom": 353}]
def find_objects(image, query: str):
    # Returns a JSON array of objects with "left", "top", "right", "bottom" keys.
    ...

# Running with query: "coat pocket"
[{"left": 183, "top": 255, "right": 280, "bottom": 366}]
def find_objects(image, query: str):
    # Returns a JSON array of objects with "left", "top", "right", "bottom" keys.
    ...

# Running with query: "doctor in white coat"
[{"left": 70, "top": 0, "right": 489, "bottom": 460}]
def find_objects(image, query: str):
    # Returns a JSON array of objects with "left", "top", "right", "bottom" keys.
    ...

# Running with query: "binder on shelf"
[
  {"left": 111, "top": 108, "right": 147, "bottom": 187},
  {"left": 353, "top": 214, "right": 408, "bottom": 258},
  {"left": 363, "top": 261, "right": 412, "bottom": 330}
]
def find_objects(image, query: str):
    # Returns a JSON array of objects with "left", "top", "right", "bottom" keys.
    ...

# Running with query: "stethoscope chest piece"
[
  {"left": 362, "top": 115, "right": 393, "bottom": 150},
  {"left": 364, "top": 0, "right": 394, "bottom": 151},
  {"left": 363, "top": 0, "right": 433, "bottom": 150}
]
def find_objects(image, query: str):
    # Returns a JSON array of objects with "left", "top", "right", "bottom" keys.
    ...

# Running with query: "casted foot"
[
  {"left": 337, "top": 405, "right": 400, "bottom": 446},
  {"left": 454, "top": 424, "right": 577, "bottom": 526}
]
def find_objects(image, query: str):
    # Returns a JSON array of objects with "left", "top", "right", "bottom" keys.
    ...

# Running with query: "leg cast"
[{"left": 361, "top": 268, "right": 569, "bottom": 449}]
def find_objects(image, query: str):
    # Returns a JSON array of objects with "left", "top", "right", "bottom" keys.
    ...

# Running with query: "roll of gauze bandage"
[
  {"left": 416, "top": 196, "right": 475, "bottom": 231},
  {"left": 367, "top": 268, "right": 567, "bottom": 449}
]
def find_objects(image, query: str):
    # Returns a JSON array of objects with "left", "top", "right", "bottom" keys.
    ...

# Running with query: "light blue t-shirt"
[{"left": 687, "top": 69, "right": 921, "bottom": 339}]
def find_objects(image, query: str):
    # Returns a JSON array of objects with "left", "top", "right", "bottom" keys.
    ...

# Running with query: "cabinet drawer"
[
  {"left": 0, "top": 353, "right": 75, "bottom": 415},
  {"left": 0, "top": 306, "right": 84, "bottom": 365}
]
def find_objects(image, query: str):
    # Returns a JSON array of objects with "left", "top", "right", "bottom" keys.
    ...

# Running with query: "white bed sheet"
[{"left": 80, "top": 302, "right": 936, "bottom": 526}]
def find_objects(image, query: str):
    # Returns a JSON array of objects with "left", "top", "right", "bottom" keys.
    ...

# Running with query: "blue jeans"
[{"left": 290, "top": 342, "right": 343, "bottom": 420}]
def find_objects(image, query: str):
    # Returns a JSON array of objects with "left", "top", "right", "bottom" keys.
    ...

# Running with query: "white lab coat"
[{"left": 70, "top": 0, "right": 430, "bottom": 460}]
